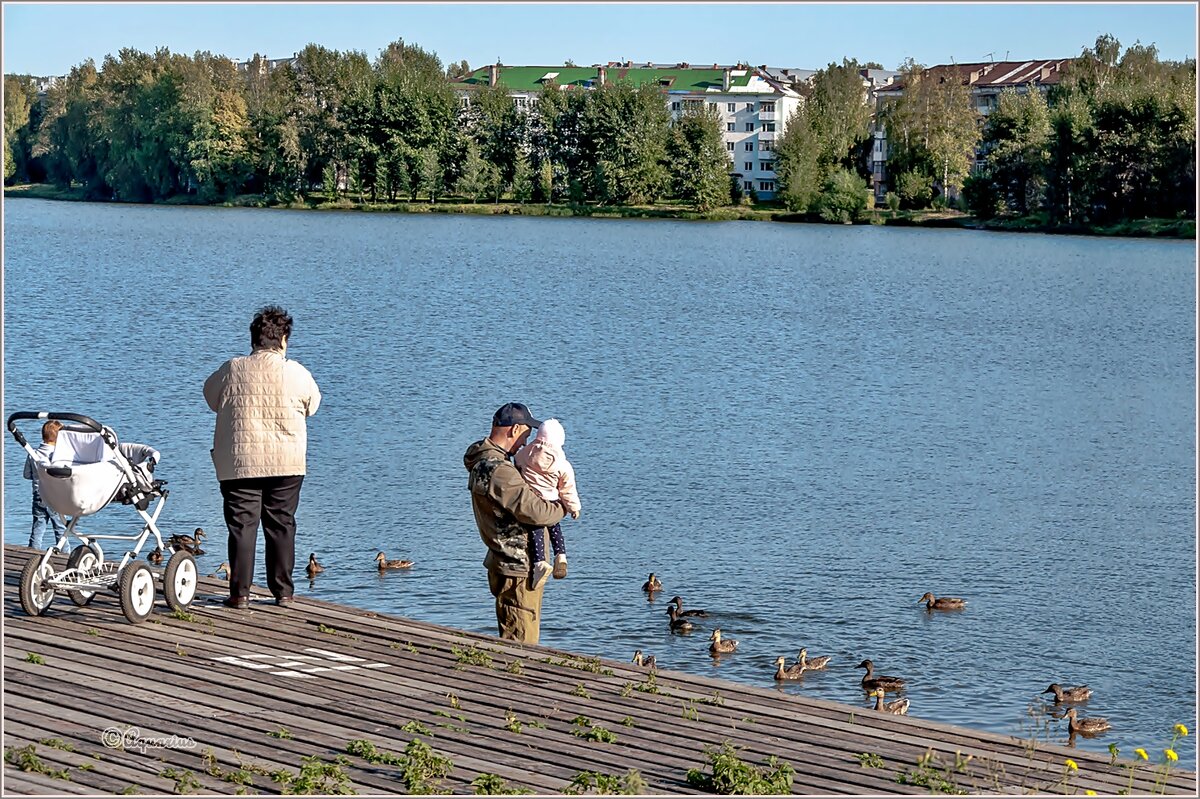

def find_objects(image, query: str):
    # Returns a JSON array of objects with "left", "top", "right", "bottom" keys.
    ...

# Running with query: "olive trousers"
[{"left": 487, "top": 568, "right": 545, "bottom": 645}]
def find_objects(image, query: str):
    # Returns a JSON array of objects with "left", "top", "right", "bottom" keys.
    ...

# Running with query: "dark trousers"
[
  {"left": 530, "top": 522, "right": 566, "bottom": 562},
  {"left": 220, "top": 475, "right": 304, "bottom": 600}
]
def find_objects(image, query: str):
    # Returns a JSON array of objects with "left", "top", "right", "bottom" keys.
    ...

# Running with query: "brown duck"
[
  {"left": 642, "top": 573, "right": 663, "bottom": 593},
  {"left": 797, "top": 647, "right": 830, "bottom": 670},
  {"left": 666, "top": 604, "right": 694, "bottom": 633},
  {"left": 1064, "top": 707, "right": 1111, "bottom": 735},
  {"left": 918, "top": 592, "right": 966, "bottom": 610},
  {"left": 857, "top": 659, "right": 906, "bottom": 693},
  {"left": 774, "top": 656, "right": 805, "bottom": 680},
  {"left": 708, "top": 628, "right": 738, "bottom": 654},
  {"left": 871, "top": 687, "right": 910, "bottom": 715},
  {"left": 632, "top": 650, "right": 657, "bottom": 669},
  {"left": 306, "top": 553, "right": 325, "bottom": 578},
  {"left": 1043, "top": 683, "right": 1093, "bottom": 703},
  {"left": 376, "top": 552, "right": 414, "bottom": 570}
]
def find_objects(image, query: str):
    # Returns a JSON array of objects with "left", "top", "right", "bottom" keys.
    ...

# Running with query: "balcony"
[{"left": 758, "top": 110, "right": 776, "bottom": 121}]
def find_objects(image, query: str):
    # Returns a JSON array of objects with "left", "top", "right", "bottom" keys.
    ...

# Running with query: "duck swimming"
[
  {"left": 666, "top": 604, "right": 694, "bottom": 633},
  {"left": 642, "top": 573, "right": 663, "bottom": 593},
  {"left": 708, "top": 628, "right": 738, "bottom": 654},
  {"left": 774, "top": 656, "right": 805, "bottom": 681},
  {"left": 208, "top": 562, "right": 230, "bottom": 579},
  {"left": 918, "top": 592, "right": 966, "bottom": 610},
  {"left": 797, "top": 647, "right": 830, "bottom": 670},
  {"left": 1043, "top": 683, "right": 1092, "bottom": 703},
  {"left": 632, "top": 650, "right": 657, "bottom": 669},
  {"left": 667, "top": 596, "right": 709, "bottom": 617},
  {"left": 306, "top": 553, "right": 325, "bottom": 578},
  {"left": 375, "top": 552, "right": 414, "bottom": 570},
  {"left": 169, "top": 528, "right": 206, "bottom": 556},
  {"left": 857, "top": 659, "right": 906, "bottom": 693},
  {"left": 871, "top": 687, "right": 910, "bottom": 715},
  {"left": 1064, "top": 707, "right": 1111, "bottom": 735}
]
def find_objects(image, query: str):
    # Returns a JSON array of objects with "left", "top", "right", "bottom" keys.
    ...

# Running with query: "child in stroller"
[{"left": 7, "top": 411, "right": 198, "bottom": 623}]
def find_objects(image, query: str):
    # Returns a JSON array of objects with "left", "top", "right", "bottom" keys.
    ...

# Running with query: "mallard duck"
[
  {"left": 1064, "top": 707, "right": 1111, "bottom": 735},
  {"left": 797, "top": 647, "right": 830, "bottom": 670},
  {"left": 1043, "top": 683, "right": 1093, "bottom": 703},
  {"left": 668, "top": 595, "right": 709, "bottom": 617},
  {"left": 708, "top": 628, "right": 738, "bottom": 654},
  {"left": 774, "top": 656, "right": 805, "bottom": 680},
  {"left": 208, "top": 562, "right": 230, "bottom": 579},
  {"left": 169, "top": 528, "right": 206, "bottom": 556},
  {"left": 642, "top": 573, "right": 663, "bottom": 593},
  {"left": 666, "top": 604, "right": 694, "bottom": 633},
  {"left": 147, "top": 547, "right": 164, "bottom": 565},
  {"left": 857, "top": 659, "right": 907, "bottom": 693},
  {"left": 375, "top": 552, "right": 414, "bottom": 570},
  {"left": 918, "top": 592, "right": 966, "bottom": 610},
  {"left": 872, "top": 687, "right": 910, "bottom": 715},
  {"left": 632, "top": 650, "right": 657, "bottom": 669},
  {"left": 306, "top": 553, "right": 325, "bottom": 578}
]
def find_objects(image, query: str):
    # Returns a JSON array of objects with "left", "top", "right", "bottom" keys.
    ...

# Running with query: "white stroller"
[{"left": 8, "top": 412, "right": 198, "bottom": 623}]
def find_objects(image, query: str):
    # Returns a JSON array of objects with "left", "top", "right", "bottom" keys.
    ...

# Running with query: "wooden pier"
[{"left": 3, "top": 544, "right": 1195, "bottom": 795}]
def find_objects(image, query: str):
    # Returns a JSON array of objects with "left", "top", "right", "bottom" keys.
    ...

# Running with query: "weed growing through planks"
[
  {"left": 570, "top": 683, "right": 591, "bottom": 699},
  {"left": 346, "top": 740, "right": 404, "bottom": 767},
  {"left": 452, "top": 645, "right": 495, "bottom": 670},
  {"left": 504, "top": 710, "right": 522, "bottom": 734},
  {"left": 570, "top": 716, "right": 618, "bottom": 744},
  {"left": 119, "top": 786, "right": 141, "bottom": 795},
  {"left": 546, "top": 655, "right": 616, "bottom": 677},
  {"left": 562, "top": 769, "right": 647, "bottom": 795},
  {"left": 5, "top": 745, "right": 71, "bottom": 780},
  {"left": 685, "top": 741, "right": 794, "bottom": 795},
  {"left": 398, "top": 739, "right": 453, "bottom": 794},
  {"left": 271, "top": 754, "right": 355, "bottom": 795},
  {"left": 38, "top": 738, "right": 74, "bottom": 752},
  {"left": 169, "top": 609, "right": 198, "bottom": 622},
  {"left": 268, "top": 728, "right": 293, "bottom": 740},
  {"left": 175, "top": 643, "right": 188, "bottom": 657},
  {"left": 857, "top": 752, "right": 885, "bottom": 769},
  {"left": 696, "top": 692, "right": 725, "bottom": 706},
  {"left": 25, "top": 652, "right": 44, "bottom": 664},
  {"left": 447, "top": 692, "right": 461, "bottom": 710},
  {"left": 77, "top": 763, "right": 95, "bottom": 771},
  {"left": 505, "top": 659, "right": 524, "bottom": 675},
  {"left": 894, "top": 748, "right": 969, "bottom": 794},
  {"left": 682, "top": 701, "right": 700, "bottom": 721},
  {"left": 316, "top": 623, "right": 356, "bottom": 640},
  {"left": 86, "top": 627, "right": 99, "bottom": 636},
  {"left": 633, "top": 673, "right": 660, "bottom": 694},
  {"left": 401, "top": 721, "right": 433, "bottom": 736},
  {"left": 619, "top": 682, "right": 633, "bottom": 698},
  {"left": 158, "top": 767, "right": 202, "bottom": 794},
  {"left": 621, "top": 716, "right": 635, "bottom": 728},
  {"left": 471, "top": 773, "right": 533, "bottom": 794}
]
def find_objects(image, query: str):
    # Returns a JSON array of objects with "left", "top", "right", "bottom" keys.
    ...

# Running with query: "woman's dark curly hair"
[{"left": 250, "top": 305, "right": 293, "bottom": 349}]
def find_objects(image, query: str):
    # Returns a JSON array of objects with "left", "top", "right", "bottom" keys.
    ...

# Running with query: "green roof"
[{"left": 452, "top": 65, "right": 758, "bottom": 93}]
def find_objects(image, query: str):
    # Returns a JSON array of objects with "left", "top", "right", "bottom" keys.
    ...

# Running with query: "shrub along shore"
[{"left": 7, "top": 182, "right": 1192, "bottom": 239}]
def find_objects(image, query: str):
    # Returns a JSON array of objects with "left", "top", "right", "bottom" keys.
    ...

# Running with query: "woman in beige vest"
[{"left": 204, "top": 306, "right": 321, "bottom": 608}]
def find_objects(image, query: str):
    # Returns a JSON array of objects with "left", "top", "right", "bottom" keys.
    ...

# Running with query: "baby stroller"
[{"left": 7, "top": 412, "right": 197, "bottom": 623}]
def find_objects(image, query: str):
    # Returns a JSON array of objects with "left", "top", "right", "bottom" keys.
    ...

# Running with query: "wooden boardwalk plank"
[{"left": 4, "top": 545, "right": 1195, "bottom": 796}]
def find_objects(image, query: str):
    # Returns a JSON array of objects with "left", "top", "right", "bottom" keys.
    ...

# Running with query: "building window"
[
  {"left": 744, "top": 142, "right": 753, "bottom": 151},
  {"left": 727, "top": 102, "right": 736, "bottom": 112},
  {"left": 759, "top": 181, "right": 776, "bottom": 192},
  {"left": 727, "top": 122, "right": 735, "bottom": 132},
  {"left": 671, "top": 101, "right": 681, "bottom": 111},
  {"left": 760, "top": 140, "right": 773, "bottom": 151},
  {"left": 761, "top": 101, "right": 775, "bottom": 112},
  {"left": 745, "top": 123, "right": 755, "bottom": 132},
  {"left": 744, "top": 162, "right": 754, "bottom": 171},
  {"left": 744, "top": 180, "right": 754, "bottom": 190},
  {"left": 762, "top": 122, "right": 776, "bottom": 132},
  {"left": 746, "top": 102, "right": 755, "bottom": 111},
  {"left": 709, "top": 102, "right": 718, "bottom": 110},
  {"left": 760, "top": 161, "right": 774, "bottom": 171},
  {"left": 726, "top": 142, "right": 734, "bottom": 151}
]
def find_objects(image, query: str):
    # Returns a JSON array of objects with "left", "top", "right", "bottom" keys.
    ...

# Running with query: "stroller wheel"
[
  {"left": 163, "top": 551, "right": 198, "bottom": 612},
  {"left": 66, "top": 545, "right": 101, "bottom": 606},
  {"left": 19, "top": 556, "right": 56, "bottom": 617},
  {"left": 118, "top": 561, "right": 155, "bottom": 624}
]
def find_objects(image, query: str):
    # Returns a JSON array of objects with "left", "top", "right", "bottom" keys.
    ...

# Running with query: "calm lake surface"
[{"left": 4, "top": 198, "right": 1196, "bottom": 766}]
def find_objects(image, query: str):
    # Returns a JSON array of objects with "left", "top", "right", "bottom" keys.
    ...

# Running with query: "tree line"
[
  {"left": 773, "top": 35, "right": 1195, "bottom": 226},
  {"left": 3, "top": 34, "right": 1195, "bottom": 226},
  {"left": 3, "top": 40, "right": 730, "bottom": 210}
]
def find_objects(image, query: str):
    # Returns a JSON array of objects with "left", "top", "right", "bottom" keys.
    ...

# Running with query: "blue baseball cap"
[{"left": 492, "top": 402, "right": 541, "bottom": 428}]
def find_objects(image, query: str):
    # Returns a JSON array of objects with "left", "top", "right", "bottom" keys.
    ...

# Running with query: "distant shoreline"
[{"left": 5, "top": 184, "right": 1194, "bottom": 240}]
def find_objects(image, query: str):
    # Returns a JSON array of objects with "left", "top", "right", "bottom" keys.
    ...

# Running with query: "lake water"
[{"left": 4, "top": 198, "right": 1196, "bottom": 767}]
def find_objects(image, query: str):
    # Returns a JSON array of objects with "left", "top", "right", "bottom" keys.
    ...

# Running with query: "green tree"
[
  {"left": 511, "top": 151, "right": 533, "bottom": 203},
  {"left": 774, "top": 103, "right": 823, "bottom": 212},
  {"left": 667, "top": 105, "right": 729, "bottom": 210},
  {"left": 817, "top": 168, "right": 868, "bottom": 222},
  {"left": 418, "top": 146, "right": 442, "bottom": 202},
  {"left": 3, "top": 75, "right": 34, "bottom": 184},
  {"left": 980, "top": 88, "right": 1051, "bottom": 214},
  {"left": 455, "top": 139, "right": 487, "bottom": 202},
  {"left": 578, "top": 81, "right": 669, "bottom": 204},
  {"left": 809, "top": 58, "right": 873, "bottom": 175}
]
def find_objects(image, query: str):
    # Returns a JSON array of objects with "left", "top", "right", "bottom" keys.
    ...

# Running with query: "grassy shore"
[{"left": 5, "top": 183, "right": 1193, "bottom": 239}]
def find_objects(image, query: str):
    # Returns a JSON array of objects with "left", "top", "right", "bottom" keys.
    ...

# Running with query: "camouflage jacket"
[{"left": 464, "top": 438, "right": 565, "bottom": 577}]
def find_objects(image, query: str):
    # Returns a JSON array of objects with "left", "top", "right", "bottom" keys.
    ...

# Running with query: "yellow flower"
[
  {"left": 1165, "top": 749, "right": 1178, "bottom": 762},
  {"left": 1065, "top": 758, "right": 1079, "bottom": 771},
  {"left": 1135, "top": 748, "right": 1149, "bottom": 760},
  {"left": 1085, "top": 791, "right": 1098, "bottom": 796},
  {"left": 1175, "top": 723, "right": 1189, "bottom": 737}
]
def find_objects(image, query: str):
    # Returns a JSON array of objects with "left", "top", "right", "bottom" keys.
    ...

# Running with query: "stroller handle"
[{"left": 7, "top": 412, "right": 106, "bottom": 448}]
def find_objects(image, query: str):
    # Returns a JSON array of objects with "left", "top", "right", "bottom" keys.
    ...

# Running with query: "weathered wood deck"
[{"left": 2, "top": 544, "right": 1195, "bottom": 795}]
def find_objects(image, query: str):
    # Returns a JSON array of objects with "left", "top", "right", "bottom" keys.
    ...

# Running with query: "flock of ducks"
[{"left": 635, "top": 574, "right": 1112, "bottom": 734}]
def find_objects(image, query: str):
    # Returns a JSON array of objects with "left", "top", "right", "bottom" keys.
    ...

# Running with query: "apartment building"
[
  {"left": 451, "top": 62, "right": 805, "bottom": 199},
  {"left": 869, "top": 58, "right": 1070, "bottom": 201}
]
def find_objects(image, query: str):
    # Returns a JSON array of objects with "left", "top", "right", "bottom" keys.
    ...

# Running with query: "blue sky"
[{"left": 3, "top": 2, "right": 1196, "bottom": 77}]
